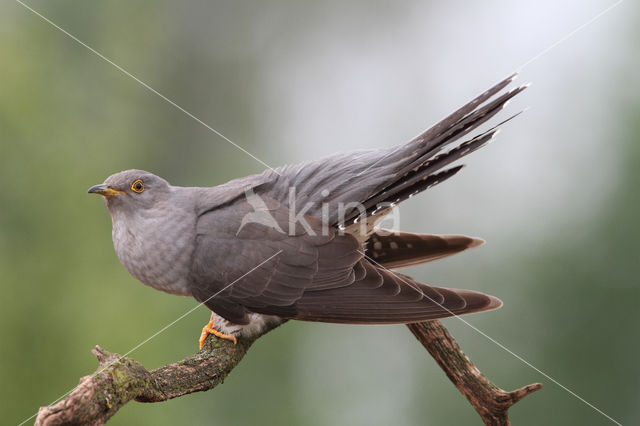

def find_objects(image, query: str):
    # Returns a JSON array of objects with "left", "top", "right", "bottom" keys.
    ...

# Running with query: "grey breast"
[{"left": 110, "top": 186, "right": 197, "bottom": 296}]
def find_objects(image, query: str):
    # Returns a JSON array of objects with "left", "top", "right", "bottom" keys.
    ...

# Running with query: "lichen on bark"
[{"left": 35, "top": 320, "right": 540, "bottom": 425}]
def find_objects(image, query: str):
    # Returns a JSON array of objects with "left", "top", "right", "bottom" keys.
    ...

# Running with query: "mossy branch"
[
  {"left": 35, "top": 320, "right": 540, "bottom": 425},
  {"left": 33, "top": 323, "right": 278, "bottom": 426}
]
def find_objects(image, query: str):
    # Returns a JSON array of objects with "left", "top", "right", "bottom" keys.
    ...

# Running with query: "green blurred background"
[{"left": 1, "top": 1, "right": 638, "bottom": 425}]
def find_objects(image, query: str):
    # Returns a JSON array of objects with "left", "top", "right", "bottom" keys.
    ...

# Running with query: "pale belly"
[{"left": 212, "top": 311, "right": 285, "bottom": 338}]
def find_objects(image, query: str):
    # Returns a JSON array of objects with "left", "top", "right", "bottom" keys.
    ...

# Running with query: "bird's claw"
[{"left": 199, "top": 314, "right": 237, "bottom": 349}]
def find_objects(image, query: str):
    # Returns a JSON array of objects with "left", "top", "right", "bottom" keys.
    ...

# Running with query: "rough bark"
[
  {"left": 34, "top": 322, "right": 279, "bottom": 426},
  {"left": 407, "top": 321, "right": 541, "bottom": 425},
  {"left": 35, "top": 320, "right": 540, "bottom": 425}
]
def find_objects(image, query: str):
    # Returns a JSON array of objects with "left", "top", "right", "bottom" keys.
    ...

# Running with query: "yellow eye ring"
[{"left": 131, "top": 179, "right": 144, "bottom": 193}]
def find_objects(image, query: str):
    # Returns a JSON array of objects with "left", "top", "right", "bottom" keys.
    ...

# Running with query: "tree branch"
[
  {"left": 35, "top": 320, "right": 540, "bottom": 425},
  {"left": 407, "top": 321, "right": 541, "bottom": 425},
  {"left": 34, "top": 322, "right": 281, "bottom": 426}
]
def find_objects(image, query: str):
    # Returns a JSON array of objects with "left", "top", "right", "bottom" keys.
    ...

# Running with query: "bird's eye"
[{"left": 131, "top": 179, "right": 144, "bottom": 193}]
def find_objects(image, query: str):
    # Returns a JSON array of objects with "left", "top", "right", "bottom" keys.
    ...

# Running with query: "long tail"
[
  {"left": 264, "top": 74, "right": 527, "bottom": 230},
  {"left": 341, "top": 74, "right": 527, "bottom": 226},
  {"left": 366, "top": 230, "right": 484, "bottom": 269}
]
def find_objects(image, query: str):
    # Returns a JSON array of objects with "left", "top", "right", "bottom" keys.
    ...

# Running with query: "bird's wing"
[
  {"left": 189, "top": 196, "right": 360, "bottom": 323},
  {"left": 253, "top": 73, "right": 526, "bottom": 225},
  {"left": 293, "top": 265, "right": 501, "bottom": 324},
  {"left": 189, "top": 196, "right": 499, "bottom": 324}
]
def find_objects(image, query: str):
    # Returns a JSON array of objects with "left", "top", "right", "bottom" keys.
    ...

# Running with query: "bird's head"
[{"left": 88, "top": 169, "right": 171, "bottom": 213}]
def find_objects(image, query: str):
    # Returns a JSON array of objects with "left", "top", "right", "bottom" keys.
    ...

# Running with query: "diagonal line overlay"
[
  {"left": 14, "top": 0, "right": 280, "bottom": 176},
  {"left": 16, "top": 251, "right": 283, "bottom": 426},
  {"left": 362, "top": 250, "right": 622, "bottom": 426}
]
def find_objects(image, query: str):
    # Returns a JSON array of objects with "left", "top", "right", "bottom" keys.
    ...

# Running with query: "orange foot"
[{"left": 199, "top": 313, "right": 237, "bottom": 349}]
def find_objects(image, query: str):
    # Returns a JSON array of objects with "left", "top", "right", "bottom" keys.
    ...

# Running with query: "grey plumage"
[{"left": 89, "top": 74, "right": 526, "bottom": 338}]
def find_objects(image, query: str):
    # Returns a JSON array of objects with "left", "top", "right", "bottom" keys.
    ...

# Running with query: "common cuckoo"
[{"left": 89, "top": 74, "right": 526, "bottom": 348}]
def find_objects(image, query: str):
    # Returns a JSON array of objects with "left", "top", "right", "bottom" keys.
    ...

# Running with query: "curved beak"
[{"left": 87, "top": 184, "right": 125, "bottom": 197}]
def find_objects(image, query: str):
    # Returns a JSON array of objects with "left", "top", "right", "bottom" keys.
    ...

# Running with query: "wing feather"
[
  {"left": 366, "top": 230, "right": 484, "bottom": 269},
  {"left": 187, "top": 76, "right": 522, "bottom": 324},
  {"left": 189, "top": 196, "right": 500, "bottom": 325}
]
